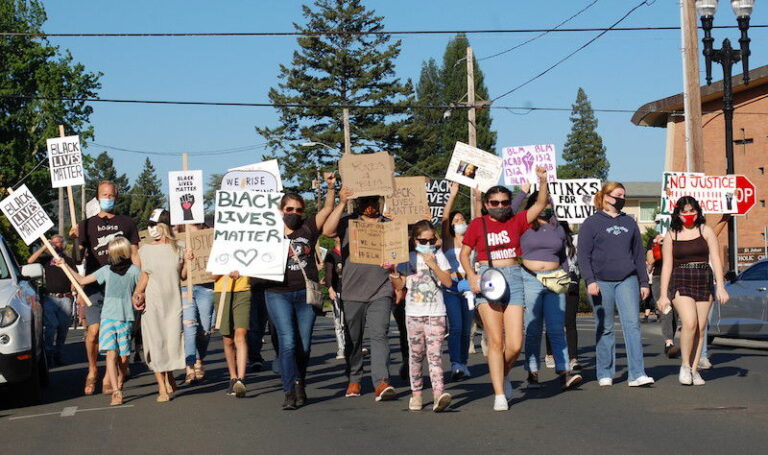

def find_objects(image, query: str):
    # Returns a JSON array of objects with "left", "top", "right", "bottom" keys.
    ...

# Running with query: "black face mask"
[
  {"left": 540, "top": 207, "right": 554, "bottom": 221},
  {"left": 488, "top": 207, "right": 513, "bottom": 221},
  {"left": 610, "top": 196, "right": 626, "bottom": 211},
  {"left": 283, "top": 213, "right": 304, "bottom": 230}
]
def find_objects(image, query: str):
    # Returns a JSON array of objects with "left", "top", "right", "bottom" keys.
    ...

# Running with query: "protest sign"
[
  {"left": 169, "top": 170, "right": 204, "bottom": 225},
  {"left": 535, "top": 179, "right": 601, "bottom": 224},
  {"left": 445, "top": 142, "right": 503, "bottom": 193},
  {"left": 206, "top": 190, "right": 286, "bottom": 280},
  {"left": 85, "top": 198, "right": 101, "bottom": 219},
  {"left": 46, "top": 135, "right": 85, "bottom": 188},
  {"left": 187, "top": 229, "right": 215, "bottom": 285},
  {"left": 0, "top": 185, "right": 54, "bottom": 245},
  {"left": 229, "top": 159, "right": 283, "bottom": 191},
  {"left": 339, "top": 152, "right": 396, "bottom": 197},
  {"left": 661, "top": 172, "right": 737, "bottom": 214},
  {"left": 502, "top": 144, "right": 557, "bottom": 186},
  {"left": 385, "top": 176, "right": 430, "bottom": 225},
  {"left": 349, "top": 219, "right": 408, "bottom": 265},
  {"left": 427, "top": 179, "right": 451, "bottom": 225},
  {"left": 221, "top": 170, "right": 280, "bottom": 193}
]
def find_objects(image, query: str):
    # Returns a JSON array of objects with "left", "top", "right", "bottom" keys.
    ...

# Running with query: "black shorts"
[{"left": 669, "top": 264, "right": 713, "bottom": 302}]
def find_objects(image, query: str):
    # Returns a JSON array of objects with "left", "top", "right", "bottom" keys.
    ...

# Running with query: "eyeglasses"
[
  {"left": 415, "top": 238, "right": 437, "bottom": 245},
  {"left": 284, "top": 207, "right": 305, "bottom": 214},
  {"left": 487, "top": 199, "right": 511, "bottom": 207}
]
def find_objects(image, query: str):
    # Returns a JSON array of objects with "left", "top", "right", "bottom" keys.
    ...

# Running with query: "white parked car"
[{"left": 0, "top": 234, "right": 48, "bottom": 406}]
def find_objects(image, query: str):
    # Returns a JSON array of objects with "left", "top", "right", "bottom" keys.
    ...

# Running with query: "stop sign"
[{"left": 735, "top": 175, "right": 756, "bottom": 215}]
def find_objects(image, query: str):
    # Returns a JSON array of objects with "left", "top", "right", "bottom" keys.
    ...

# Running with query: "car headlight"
[{"left": 0, "top": 306, "right": 19, "bottom": 327}]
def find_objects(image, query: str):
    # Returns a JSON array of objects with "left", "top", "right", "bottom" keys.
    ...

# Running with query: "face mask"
[
  {"left": 453, "top": 223, "right": 468, "bottom": 235},
  {"left": 283, "top": 213, "right": 303, "bottom": 230},
  {"left": 488, "top": 207, "right": 512, "bottom": 221},
  {"left": 148, "top": 226, "right": 161, "bottom": 240},
  {"left": 679, "top": 213, "right": 697, "bottom": 228},
  {"left": 540, "top": 207, "right": 554, "bottom": 221},
  {"left": 609, "top": 196, "right": 626, "bottom": 211},
  {"left": 99, "top": 198, "right": 115, "bottom": 212},
  {"left": 415, "top": 244, "right": 435, "bottom": 255}
]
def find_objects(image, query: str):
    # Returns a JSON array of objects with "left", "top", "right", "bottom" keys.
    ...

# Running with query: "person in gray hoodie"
[{"left": 578, "top": 182, "right": 654, "bottom": 388}]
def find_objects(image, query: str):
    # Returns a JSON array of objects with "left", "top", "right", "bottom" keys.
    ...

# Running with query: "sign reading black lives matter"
[
  {"left": 46, "top": 135, "right": 85, "bottom": 188},
  {"left": 0, "top": 185, "right": 54, "bottom": 245},
  {"left": 168, "top": 170, "right": 204, "bottom": 225},
  {"left": 534, "top": 178, "right": 601, "bottom": 224},
  {"left": 206, "top": 190, "right": 287, "bottom": 281},
  {"left": 427, "top": 179, "right": 451, "bottom": 225}
]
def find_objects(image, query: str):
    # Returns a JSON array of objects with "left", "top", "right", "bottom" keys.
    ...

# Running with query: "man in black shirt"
[{"left": 27, "top": 234, "right": 76, "bottom": 365}]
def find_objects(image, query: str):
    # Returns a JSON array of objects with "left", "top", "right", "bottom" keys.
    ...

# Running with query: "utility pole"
[
  {"left": 681, "top": 0, "right": 704, "bottom": 172},
  {"left": 466, "top": 46, "right": 478, "bottom": 219}
]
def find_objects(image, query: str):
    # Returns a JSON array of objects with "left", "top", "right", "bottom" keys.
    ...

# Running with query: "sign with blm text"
[
  {"left": 445, "top": 142, "right": 503, "bottom": 193},
  {"left": 502, "top": 144, "right": 557, "bottom": 186},
  {"left": 46, "top": 135, "right": 85, "bottom": 188},
  {"left": 206, "top": 191, "right": 287, "bottom": 280},
  {"left": 385, "top": 176, "right": 430, "bottom": 225},
  {"left": 349, "top": 219, "right": 409, "bottom": 265},
  {"left": 339, "top": 152, "right": 396, "bottom": 198},
  {"left": 169, "top": 170, "right": 204, "bottom": 225},
  {"left": 0, "top": 185, "right": 54, "bottom": 245},
  {"left": 427, "top": 179, "right": 451, "bottom": 225},
  {"left": 534, "top": 179, "right": 601, "bottom": 224}
]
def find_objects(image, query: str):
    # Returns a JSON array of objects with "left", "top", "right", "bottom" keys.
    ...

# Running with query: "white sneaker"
[
  {"left": 493, "top": 394, "right": 509, "bottom": 411},
  {"left": 698, "top": 357, "right": 713, "bottom": 370},
  {"left": 628, "top": 375, "right": 655, "bottom": 387},
  {"left": 336, "top": 350, "right": 345, "bottom": 360},
  {"left": 433, "top": 392, "right": 452, "bottom": 412},
  {"left": 544, "top": 355, "right": 555, "bottom": 369},
  {"left": 598, "top": 378, "right": 613, "bottom": 387},
  {"left": 692, "top": 370, "right": 706, "bottom": 386},
  {"left": 679, "top": 365, "right": 693, "bottom": 385},
  {"left": 409, "top": 395, "right": 423, "bottom": 411},
  {"left": 504, "top": 380, "right": 513, "bottom": 401}
]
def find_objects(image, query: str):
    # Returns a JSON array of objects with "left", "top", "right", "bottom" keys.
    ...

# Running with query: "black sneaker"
[
  {"left": 294, "top": 380, "right": 307, "bottom": 406},
  {"left": 451, "top": 367, "right": 465, "bottom": 382},
  {"left": 665, "top": 344, "right": 680, "bottom": 359},
  {"left": 233, "top": 378, "right": 246, "bottom": 398},
  {"left": 527, "top": 371, "right": 542, "bottom": 389},
  {"left": 561, "top": 372, "right": 583, "bottom": 390},
  {"left": 283, "top": 391, "right": 297, "bottom": 410},
  {"left": 250, "top": 360, "right": 264, "bottom": 372},
  {"left": 226, "top": 378, "right": 237, "bottom": 396}
]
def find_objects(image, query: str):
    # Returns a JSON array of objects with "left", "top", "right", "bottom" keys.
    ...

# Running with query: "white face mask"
[
  {"left": 148, "top": 225, "right": 162, "bottom": 240},
  {"left": 453, "top": 223, "right": 468, "bottom": 235}
]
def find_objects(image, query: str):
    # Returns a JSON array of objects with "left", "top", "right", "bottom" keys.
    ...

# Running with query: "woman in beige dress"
[{"left": 133, "top": 209, "right": 186, "bottom": 402}]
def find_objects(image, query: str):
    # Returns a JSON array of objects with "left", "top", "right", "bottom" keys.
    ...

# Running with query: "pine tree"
[
  {"left": 204, "top": 173, "right": 224, "bottom": 214},
  {"left": 82, "top": 152, "right": 132, "bottom": 215},
  {"left": 256, "top": 0, "right": 413, "bottom": 193},
  {"left": 558, "top": 88, "right": 609, "bottom": 180},
  {"left": 128, "top": 158, "right": 165, "bottom": 230}
]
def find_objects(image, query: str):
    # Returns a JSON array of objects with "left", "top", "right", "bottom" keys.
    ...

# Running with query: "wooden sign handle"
[
  {"left": 181, "top": 153, "right": 194, "bottom": 302},
  {"left": 58, "top": 125, "right": 79, "bottom": 263},
  {"left": 214, "top": 276, "right": 229, "bottom": 331}
]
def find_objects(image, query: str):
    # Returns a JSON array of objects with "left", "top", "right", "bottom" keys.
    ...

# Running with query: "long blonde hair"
[
  {"left": 594, "top": 182, "right": 625, "bottom": 211},
  {"left": 156, "top": 223, "right": 179, "bottom": 254}
]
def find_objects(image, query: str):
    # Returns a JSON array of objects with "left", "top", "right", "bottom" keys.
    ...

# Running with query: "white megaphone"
[{"left": 479, "top": 267, "right": 508, "bottom": 302}]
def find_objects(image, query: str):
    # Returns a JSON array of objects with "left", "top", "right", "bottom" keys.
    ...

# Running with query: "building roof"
[
  {"left": 623, "top": 181, "right": 661, "bottom": 199},
  {"left": 631, "top": 64, "right": 768, "bottom": 128}
]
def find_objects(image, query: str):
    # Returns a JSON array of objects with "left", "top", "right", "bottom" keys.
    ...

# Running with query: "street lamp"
[{"left": 696, "top": 0, "right": 755, "bottom": 271}]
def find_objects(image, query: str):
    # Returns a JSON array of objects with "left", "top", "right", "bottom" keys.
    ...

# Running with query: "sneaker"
[
  {"left": 345, "top": 382, "right": 361, "bottom": 398},
  {"left": 226, "top": 378, "right": 237, "bottom": 396},
  {"left": 569, "top": 358, "right": 582, "bottom": 372},
  {"left": 233, "top": 378, "right": 246, "bottom": 398},
  {"left": 451, "top": 364, "right": 466, "bottom": 382},
  {"left": 699, "top": 357, "right": 713, "bottom": 370},
  {"left": 249, "top": 359, "right": 264, "bottom": 372},
  {"left": 692, "top": 370, "right": 706, "bottom": 386},
  {"left": 408, "top": 394, "right": 423, "bottom": 411},
  {"left": 561, "top": 372, "right": 583, "bottom": 390},
  {"left": 544, "top": 355, "right": 555, "bottom": 369},
  {"left": 433, "top": 392, "right": 452, "bottom": 412},
  {"left": 461, "top": 364, "right": 472, "bottom": 378},
  {"left": 526, "top": 371, "right": 542, "bottom": 390},
  {"left": 598, "top": 378, "right": 613, "bottom": 387},
  {"left": 679, "top": 365, "right": 693, "bottom": 385},
  {"left": 493, "top": 394, "right": 509, "bottom": 411},
  {"left": 504, "top": 379, "right": 514, "bottom": 401},
  {"left": 336, "top": 350, "right": 345, "bottom": 360},
  {"left": 294, "top": 380, "right": 307, "bottom": 406},
  {"left": 628, "top": 375, "right": 655, "bottom": 387},
  {"left": 282, "top": 391, "right": 297, "bottom": 410},
  {"left": 362, "top": 347, "right": 370, "bottom": 356},
  {"left": 665, "top": 344, "right": 680, "bottom": 359},
  {"left": 374, "top": 380, "right": 396, "bottom": 402}
]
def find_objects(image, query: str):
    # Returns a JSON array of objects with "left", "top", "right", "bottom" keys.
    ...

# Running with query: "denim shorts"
[{"left": 476, "top": 264, "right": 524, "bottom": 307}]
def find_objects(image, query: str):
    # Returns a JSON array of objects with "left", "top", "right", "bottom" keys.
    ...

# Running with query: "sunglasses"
[
  {"left": 284, "top": 207, "right": 305, "bottom": 214},
  {"left": 415, "top": 238, "right": 437, "bottom": 245},
  {"left": 487, "top": 199, "right": 511, "bottom": 207}
]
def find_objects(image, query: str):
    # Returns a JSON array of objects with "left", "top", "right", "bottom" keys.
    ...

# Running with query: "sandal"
[
  {"left": 110, "top": 390, "right": 123, "bottom": 406},
  {"left": 156, "top": 393, "right": 171, "bottom": 403},
  {"left": 84, "top": 375, "right": 97, "bottom": 396},
  {"left": 194, "top": 362, "right": 205, "bottom": 381},
  {"left": 103, "top": 382, "right": 114, "bottom": 395},
  {"left": 184, "top": 369, "right": 197, "bottom": 385}
]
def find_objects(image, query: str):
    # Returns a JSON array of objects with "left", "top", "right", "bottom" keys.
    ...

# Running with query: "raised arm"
[
  {"left": 322, "top": 187, "right": 353, "bottom": 237},
  {"left": 27, "top": 245, "right": 46, "bottom": 264},
  {"left": 314, "top": 172, "right": 337, "bottom": 231},
  {"left": 526, "top": 166, "right": 550, "bottom": 224},
  {"left": 441, "top": 182, "right": 460, "bottom": 246},
  {"left": 510, "top": 183, "right": 530, "bottom": 216}
]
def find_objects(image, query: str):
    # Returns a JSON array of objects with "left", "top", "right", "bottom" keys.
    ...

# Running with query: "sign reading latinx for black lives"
[
  {"left": 0, "top": 185, "right": 54, "bottom": 245},
  {"left": 46, "top": 135, "right": 84, "bottom": 188}
]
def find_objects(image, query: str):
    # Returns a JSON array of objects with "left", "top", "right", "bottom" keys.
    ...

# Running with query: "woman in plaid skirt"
[{"left": 657, "top": 196, "right": 729, "bottom": 386}]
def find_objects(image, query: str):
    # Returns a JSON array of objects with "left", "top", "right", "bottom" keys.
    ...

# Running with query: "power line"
[{"left": 90, "top": 142, "right": 269, "bottom": 156}]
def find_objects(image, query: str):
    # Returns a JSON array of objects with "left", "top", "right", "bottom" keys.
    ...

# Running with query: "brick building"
[{"left": 632, "top": 65, "right": 768, "bottom": 270}]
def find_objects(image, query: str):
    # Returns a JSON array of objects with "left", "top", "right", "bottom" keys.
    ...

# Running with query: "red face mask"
[{"left": 679, "top": 213, "right": 697, "bottom": 227}]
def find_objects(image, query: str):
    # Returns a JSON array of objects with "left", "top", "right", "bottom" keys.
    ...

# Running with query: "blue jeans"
[
  {"left": 248, "top": 288, "right": 268, "bottom": 362},
  {"left": 265, "top": 289, "right": 316, "bottom": 392},
  {"left": 476, "top": 264, "right": 524, "bottom": 306},
  {"left": 181, "top": 285, "right": 215, "bottom": 366},
  {"left": 522, "top": 271, "right": 568, "bottom": 372},
  {"left": 589, "top": 276, "right": 647, "bottom": 381},
  {"left": 444, "top": 283, "right": 473, "bottom": 366},
  {"left": 43, "top": 295, "right": 72, "bottom": 355}
]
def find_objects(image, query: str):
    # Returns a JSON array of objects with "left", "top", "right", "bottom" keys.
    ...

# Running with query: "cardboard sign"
[
  {"left": 502, "top": 144, "right": 557, "bottom": 186},
  {"left": 169, "top": 170, "right": 204, "bottom": 225},
  {"left": 0, "top": 185, "right": 54, "bottom": 245},
  {"left": 220, "top": 170, "right": 280, "bottom": 193},
  {"left": 541, "top": 179, "right": 601, "bottom": 224},
  {"left": 229, "top": 159, "right": 283, "bottom": 191},
  {"left": 445, "top": 142, "right": 503, "bottom": 193},
  {"left": 85, "top": 198, "right": 101, "bottom": 218},
  {"left": 349, "top": 219, "right": 408, "bottom": 265},
  {"left": 385, "top": 176, "right": 430, "bottom": 225},
  {"left": 186, "top": 229, "right": 215, "bottom": 285},
  {"left": 427, "top": 179, "right": 451, "bottom": 225},
  {"left": 206, "top": 191, "right": 287, "bottom": 280},
  {"left": 661, "top": 172, "right": 737, "bottom": 214},
  {"left": 339, "top": 152, "right": 396, "bottom": 197},
  {"left": 46, "top": 135, "right": 85, "bottom": 188}
]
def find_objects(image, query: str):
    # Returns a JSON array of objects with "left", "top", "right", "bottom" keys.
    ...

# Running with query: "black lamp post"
[{"left": 696, "top": 0, "right": 754, "bottom": 272}]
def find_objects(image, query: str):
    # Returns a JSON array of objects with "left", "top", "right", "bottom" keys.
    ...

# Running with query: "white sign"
[
  {"left": 502, "top": 144, "right": 557, "bottom": 186},
  {"left": 46, "top": 135, "right": 85, "bottom": 188},
  {"left": 229, "top": 159, "right": 283, "bottom": 191},
  {"left": 85, "top": 198, "right": 100, "bottom": 218},
  {"left": 168, "top": 170, "right": 204, "bottom": 225},
  {"left": 0, "top": 185, "right": 54, "bottom": 245},
  {"left": 661, "top": 172, "right": 736, "bottom": 214},
  {"left": 206, "top": 191, "right": 287, "bottom": 281},
  {"left": 445, "top": 142, "right": 503, "bottom": 193},
  {"left": 541, "top": 179, "right": 601, "bottom": 224},
  {"left": 220, "top": 170, "right": 280, "bottom": 193}
]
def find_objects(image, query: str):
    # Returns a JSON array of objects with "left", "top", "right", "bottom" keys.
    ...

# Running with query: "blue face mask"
[
  {"left": 415, "top": 244, "right": 435, "bottom": 255},
  {"left": 99, "top": 198, "right": 115, "bottom": 212}
]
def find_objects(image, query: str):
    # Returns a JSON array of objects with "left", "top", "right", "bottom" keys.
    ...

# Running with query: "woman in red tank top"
[{"left": 658, "top": 196, "right": 729, "bottom": 386}]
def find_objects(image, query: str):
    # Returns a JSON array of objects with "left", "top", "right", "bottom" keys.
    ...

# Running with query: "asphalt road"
[{"left": 1, "top": 315, "right": 767, "bottom": 455}]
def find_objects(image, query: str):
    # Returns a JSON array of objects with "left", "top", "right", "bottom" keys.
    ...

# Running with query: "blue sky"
[{"left": 40, "top": 0, "right": 768, "bottom": 194}]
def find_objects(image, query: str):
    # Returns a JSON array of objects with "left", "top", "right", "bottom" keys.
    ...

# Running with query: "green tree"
[
  {"left": 0, "top": 0, "right": 100, "bottom": 256},
  {"left": 256, "top": 0, "right": 413, "bottom": 194},
  {"left": 204, "top": 172, "right": 224, "bottom": 214},
  {"left": 558, "top": 88, "right": 609, "bottom": 180},
  {"left": 82, "top": 152, "right": 132, "bottom": 215},
  {"left": 128, "top": 158, "right": 165, "bottom": 230}
]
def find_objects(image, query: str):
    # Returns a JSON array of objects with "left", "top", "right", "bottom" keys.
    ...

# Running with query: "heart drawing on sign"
[{"left": 234, "top": 249, "right": 258, "bottom": 267}]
